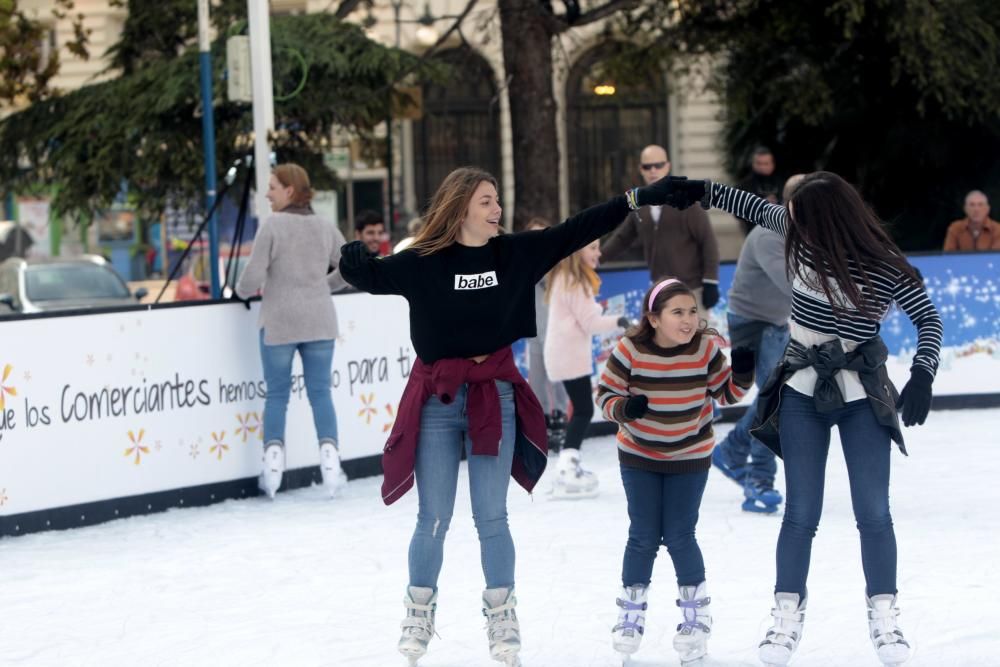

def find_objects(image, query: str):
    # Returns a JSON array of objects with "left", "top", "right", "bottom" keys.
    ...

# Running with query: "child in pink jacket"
[{"left": 543, "top": 239, "right": 627, "bottom": 498}]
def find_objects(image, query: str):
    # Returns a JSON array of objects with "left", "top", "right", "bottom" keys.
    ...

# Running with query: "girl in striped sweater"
[{"left": 597, "top": 277, "right": 754, "bottom": 665}]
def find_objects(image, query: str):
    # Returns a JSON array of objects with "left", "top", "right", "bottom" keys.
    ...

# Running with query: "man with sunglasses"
[{"left": 602, "top": 144, "right": 721, "bottom": 319}]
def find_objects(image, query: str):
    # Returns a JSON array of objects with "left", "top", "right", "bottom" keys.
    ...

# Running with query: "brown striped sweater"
[{"left": 597, "top": 332, "right": 754, "bottom": 473}]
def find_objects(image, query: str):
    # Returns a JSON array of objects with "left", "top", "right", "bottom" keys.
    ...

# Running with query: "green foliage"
[
  {"left": 0, "top": 0, "right": 90, "bottom": 104},
  {"left": 0, "top": 13, "right": 428, "bottom": 221},
  {"left": 613, "top": 0, "right": 1000, "bottom": 248}
]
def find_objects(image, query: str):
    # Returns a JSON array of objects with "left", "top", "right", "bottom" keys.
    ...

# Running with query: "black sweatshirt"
[{"left": 340, "top": 196, "right": 631, "bottom": 363}]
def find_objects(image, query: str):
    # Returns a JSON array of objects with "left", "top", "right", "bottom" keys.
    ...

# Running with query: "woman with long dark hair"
[
  {"left": 338, "top": 167, "right": 687, "bottom": 666},
  {"left": 664, "top": 172, "right": 942, "bottom": 666}
]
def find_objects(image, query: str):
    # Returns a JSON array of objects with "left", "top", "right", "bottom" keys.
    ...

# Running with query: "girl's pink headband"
[{"left": 648, "top": 278, "right": 682, "bottom": 311}]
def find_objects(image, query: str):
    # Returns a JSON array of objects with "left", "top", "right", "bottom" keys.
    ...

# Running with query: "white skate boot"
[
  {"left": 612, "top": 584, "right": 648, "bottom": 660},
  {"left": 259, "top": 441, "right": 285, "bottom": 499},
  {"left": 398, "top": 586, "right": 437, "bottom": 665},
  {"left": 673, "top": 582, "right": 711, "bottom": 666},
  {"left": 759, "top": 592, "right": 807, "bottom": 666},
  {"left": 318, "top": 439, "right": 347, "bottom": 497},
  {"left": 482, "top": 587, "right": 521, "bottom": 666},
  {"left": 551, "top": 448, "right": 599, "bottom": 499},
  {"left": 867, "top": 594, "right": 910, "bottom": 665}
]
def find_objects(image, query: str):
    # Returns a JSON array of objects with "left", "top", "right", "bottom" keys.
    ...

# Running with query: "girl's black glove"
[
  {"left": 628, "top": 176, "right": 697, "bottom": 210},
  {"left": 701, "top": 282, "right": 720, "bottom": 309},
  {"left": 730, "top": 346, "right": 755, "bottom": 375},
  {"left": 616, "top": 316, "right": 631, "bottom": 329},
  {"left": 622, "top": 394, "right": 649, "bottom": 421},
  {"left": 339, "top": 240, "right": 371, "bottom": 273},
  {"left": 897, "top": 368, "right": 933, "bottom": 426}
]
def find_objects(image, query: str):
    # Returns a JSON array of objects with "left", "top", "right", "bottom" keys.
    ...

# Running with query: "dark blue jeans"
[
  {"left": 620, "top": 466, "right": 709, "bottom": 587},
  {"left": 776, "top": 386, "right": 897, "bottom": 598},
  {"left": 715, "top": 312, "right": 789, "bottom": 485}
]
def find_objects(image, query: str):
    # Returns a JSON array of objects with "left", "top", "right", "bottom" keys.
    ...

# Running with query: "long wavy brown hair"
[
  {"left": 409, "top": 167, "right": 499, "bottom": 256},
  {"left": 785, "top": 171, "right": 922, "bottom": 319}
]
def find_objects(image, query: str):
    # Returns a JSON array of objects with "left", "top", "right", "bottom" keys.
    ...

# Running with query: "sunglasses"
[{"left": 640, "top": 161, "right": 667, "bottom": 171}]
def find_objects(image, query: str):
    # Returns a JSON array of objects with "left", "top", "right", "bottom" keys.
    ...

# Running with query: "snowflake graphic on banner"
[
  {"left": 124, "top": 429, "right": 150, "bottom": 465},
  {"left": 0, "top": 364, "right": 17, "bottom": 412},
  {"left": 358, "top": 393, "right": 377, "bottom": 424},
  {"left": 209, "top": 432, "right": 229, "bottom": 460}
]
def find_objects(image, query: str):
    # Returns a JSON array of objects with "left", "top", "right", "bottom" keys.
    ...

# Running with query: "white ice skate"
[
  {"left": 483, "top": 587, "right": 521, "bottom": 666},
  {"left": 867, "top": 594, "right": 911, "bottom": 666},
  {"left": 398, "top": 586, "right": 437, "bottom": 665},
  {"left": 612, "top": 584, "right": 648, "bottom": 662},
  {"left": 259, "top": 441, "right": 285, "bottom": 499},
  {"left": 318, "top": 439, "right": 347, "bottom": 497},
  {"left": 759, "top": 592, "right": 807, "bottom": 666},
  {"left": 551, "top": 448, "right": 599, "bottom": 499},
  {"left": 673, "top": 582, "right": 711, "bottom": 666}
]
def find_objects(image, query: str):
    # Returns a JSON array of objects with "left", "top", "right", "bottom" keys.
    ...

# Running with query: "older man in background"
[{"left": 943, "top": 191, "right": 1000, "bottom": 251}]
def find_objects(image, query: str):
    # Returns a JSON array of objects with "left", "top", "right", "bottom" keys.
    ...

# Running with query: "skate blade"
[
  {"left": 759, "top": 643, "right": 793, "bottom": 666},
  {"left": 549, "top": 488, "right": 599, "bottom": 500}
]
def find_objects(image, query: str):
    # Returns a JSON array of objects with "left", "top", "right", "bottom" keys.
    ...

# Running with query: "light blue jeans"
[
  {"left": 408, "top": 381, "right": 516, "bottom": 590},
  {"left": 715, "top": 312, "right": 790, "bottom": 485},
  {"left": 258, "top": 329, "right": 338, "bottom": 446}
]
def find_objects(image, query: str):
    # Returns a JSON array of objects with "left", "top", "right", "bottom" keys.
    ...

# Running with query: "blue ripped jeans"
[{"left": 408, "top": 381, "right": 516, "bottom": 590}]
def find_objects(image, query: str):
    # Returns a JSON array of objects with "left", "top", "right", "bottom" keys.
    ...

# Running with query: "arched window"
[
  {"left": 566, "top": 44, "right": 669, "bottom": 212},
  {"left": 413, "top": 47, "right": 501, "bottom": 210}
]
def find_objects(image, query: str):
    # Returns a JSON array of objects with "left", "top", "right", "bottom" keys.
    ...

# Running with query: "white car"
[{"left": 0, "top": 255, "right": 148, "bottom": 315}]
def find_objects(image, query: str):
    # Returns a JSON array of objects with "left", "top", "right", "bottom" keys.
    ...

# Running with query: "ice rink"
[{"left": 2, "top": 409, "right": 998, "bottom": 667}]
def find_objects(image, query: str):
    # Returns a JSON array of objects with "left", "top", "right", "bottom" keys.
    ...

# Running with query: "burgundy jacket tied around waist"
[{"left": 381, "top": 346, "right": 548, "bottom": 505}]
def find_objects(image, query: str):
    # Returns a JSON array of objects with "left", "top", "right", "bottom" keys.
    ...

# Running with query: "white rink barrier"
[{"left": 0, "top": 294, "right": 412, "bottom": 536}]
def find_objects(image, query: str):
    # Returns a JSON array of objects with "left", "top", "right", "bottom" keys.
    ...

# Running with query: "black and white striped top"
[{"left": 710, "top": 183, "right": 943, "bottom": 377}]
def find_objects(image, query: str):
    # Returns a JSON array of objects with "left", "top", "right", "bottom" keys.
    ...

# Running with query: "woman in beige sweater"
[{"left": 236, "top": 163, "right": 347, "bottom": 499}]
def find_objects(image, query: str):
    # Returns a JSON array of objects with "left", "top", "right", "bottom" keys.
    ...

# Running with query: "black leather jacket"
[{"left": 750, "top": 336, "right": 905, "bottom": 458}]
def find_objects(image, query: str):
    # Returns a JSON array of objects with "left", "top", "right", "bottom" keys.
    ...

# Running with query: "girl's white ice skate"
[
  {"left": 318, "top": 439, "right": 347, "bottom": 497},
  {"left": 259, "top": 441, "right": 284, "bottom": 499},
  {"left": 673, "top": 582, "right": 711, "bottom": 666},
  {"left": 612, "top": 584, "right": 648, "bottom": 663},
  {"left": 551, "top": 448, "right": 599, "bottom": 499},
  {"left": 398, "top": 586, "right": 437, "bottom": 665},
  {"left": 482, "top": 587, "right": 521, "bottom": 666},
  {"left": 867, "top": 594, "right": 910, "bottom": 666},
  {"left": 759, "top": 592, "right": 807, "bottom": 666}
]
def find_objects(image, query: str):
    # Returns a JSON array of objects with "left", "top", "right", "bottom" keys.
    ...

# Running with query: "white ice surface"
[{"left": 2, "top": 409, "right": 999, "bottom": 667}]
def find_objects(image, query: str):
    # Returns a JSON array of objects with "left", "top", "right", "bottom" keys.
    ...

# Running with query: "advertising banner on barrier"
[
  {"left": 0, "top": 293, "right": 413, "bottom": 518},
  {"left": 515, "top": 251, "right": 1000, "bottom": 400}
]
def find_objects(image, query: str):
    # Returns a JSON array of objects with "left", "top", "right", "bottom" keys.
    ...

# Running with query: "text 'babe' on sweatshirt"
[{"left": 596, "top": 332, "right": 753, "bottom": 474}]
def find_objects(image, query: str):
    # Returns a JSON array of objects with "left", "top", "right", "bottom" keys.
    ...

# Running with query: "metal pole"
[
  {"left": 248, "top": 0, "right": 275, "bottom": 221},
  {"left": 197, "top": 0, "right": 221, "bottom": 298}
]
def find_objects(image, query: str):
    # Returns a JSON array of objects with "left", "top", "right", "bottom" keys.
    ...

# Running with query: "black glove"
[
  {"left": 616, "top": 316, "right": 631, "bottom": 329},
  {"left": 896, "top": 368, "right": 933, "bottom": 427},
  {"left": 622, "top": 394, "right": 649, "bottom": 421},
  {"left": 701, "top": 282, "right": 719, "bottom": 309},
  {"left": 230, "top": 293, "right": 251, "bottom": 310},
  {"left": 669, "top": 178, "right": 712, "bottom": 210},
  {"left": 339, "top": 240, "right": 372, "bottom": 273},
  {"left": 632, "top": 175, "right": 692, "bottom": 209},
  {"left": 730, "top": 346, "right": 755, "bottom": 376}
]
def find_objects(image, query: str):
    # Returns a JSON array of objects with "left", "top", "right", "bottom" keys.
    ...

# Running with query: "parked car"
[{"left": 0, "top": 255, "right": 148, "bottom": 315}]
